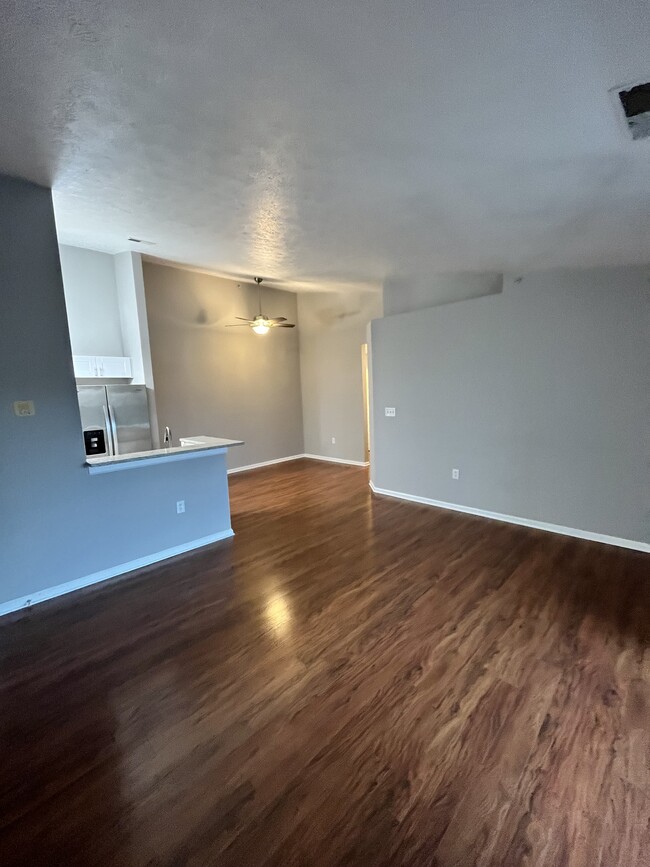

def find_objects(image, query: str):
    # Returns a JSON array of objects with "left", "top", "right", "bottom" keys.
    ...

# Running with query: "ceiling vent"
[
  {"left": 613, "top": 81, "right": 650, "bottom": 140},
  {"left": 128, "top": 236, "right": 156, "bottom": 245}
]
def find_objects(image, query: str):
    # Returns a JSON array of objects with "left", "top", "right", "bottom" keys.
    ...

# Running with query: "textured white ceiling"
[{"left": 1, "top": 0, "right": 649, "bottom": 293}]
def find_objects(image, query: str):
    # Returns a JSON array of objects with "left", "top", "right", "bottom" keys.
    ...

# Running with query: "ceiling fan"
[{"left": 227, "top": 277, "right": 296, "bottom": 335}]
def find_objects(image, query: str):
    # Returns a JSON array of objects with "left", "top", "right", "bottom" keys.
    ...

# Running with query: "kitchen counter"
[{"left": 86, "top": 435, "right": 244, "bottom": 474}]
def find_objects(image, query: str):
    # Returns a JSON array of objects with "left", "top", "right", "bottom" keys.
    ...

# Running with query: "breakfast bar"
[{"left": 85, "top": 435, "right": 244, "bottom": 473}]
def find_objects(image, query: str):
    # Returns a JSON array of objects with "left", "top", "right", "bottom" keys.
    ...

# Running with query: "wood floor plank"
[{"left": 0, "top": 459, "right": 648, "bottom": 865}]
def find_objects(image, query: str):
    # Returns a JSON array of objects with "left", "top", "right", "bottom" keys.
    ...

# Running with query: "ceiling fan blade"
[
  {"left": 226, "top": 323, "right": 252, "bottom": 327},
  {"left": 266, "top": 317, "right": 287, "bottom": 323},
  {"left": 235, "top": 317, "right": 255, "bottom": 322},
  {"left": 272, "top": 323, "right": 296, "bottom": 328}
]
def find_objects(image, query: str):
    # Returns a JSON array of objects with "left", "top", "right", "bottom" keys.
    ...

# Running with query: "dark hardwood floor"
[{"left": 1, "top": 459, "right": 649, "bottom": 866}]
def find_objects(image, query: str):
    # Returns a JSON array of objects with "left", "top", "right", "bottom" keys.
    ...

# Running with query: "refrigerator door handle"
[
  {"left": 102, "top": 404, "right": 116, "bottom": 455},
  {"left": 106, "top": 404, "right": 120, "bottom": 455}
]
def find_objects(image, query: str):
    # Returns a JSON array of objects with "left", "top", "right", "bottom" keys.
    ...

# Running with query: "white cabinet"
[
  {"left": 97, "top": 356, "right": 132, "bottom": 378},
  {"left": 73, "top": 355, "right": 99, "bottom": 377},
  {"left": 73, "top": 355, "right": 132, "bottom": 379}
]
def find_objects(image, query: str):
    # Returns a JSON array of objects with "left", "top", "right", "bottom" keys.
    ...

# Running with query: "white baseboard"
[
  {"left": 228, "top": 454, "right": 304, "bottom": 474},
  {"left": 0, "top": 529, "right": 235, "bottom": 619},
  {"left": 303, "top": 454, "right": 370, "bottom": 468},
  {"left": 228, "top": 454, "right": 369, "bottom": 473},
  {"left": 369, "top": 482, "right": 649, "bottom": 553}
]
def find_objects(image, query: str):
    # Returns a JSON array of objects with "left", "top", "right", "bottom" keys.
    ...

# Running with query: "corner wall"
[
  {"left": 371, "top": 267, "right": 650, "bottom": 547},
  {"left": 298, "top": 291, "right": 382, "bottom": 464},
  {"left": 143, "top": 262, "right": 304, "bottom": 468},
  {"left": 383, "top": 271, "right": 503, "bottom": 316},
  {"left": 59, "top": 245, "right": 124, "bottom": 356},
  {"left": 0, "top": 177, "right": 233, "bottom": 611}
]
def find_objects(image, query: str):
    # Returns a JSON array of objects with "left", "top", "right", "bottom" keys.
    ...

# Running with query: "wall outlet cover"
[
  {"left": 176, "top": 500, "right": 185, "bottom": 514},
  {"left": 452, "top": 468, "right": 460, "bottom": 480},
  {"left": 13, "top": 400, "right": 35, "bottom": 417},
  {"left": 385, "top": 407, "right": 396, "bottom": 417}
]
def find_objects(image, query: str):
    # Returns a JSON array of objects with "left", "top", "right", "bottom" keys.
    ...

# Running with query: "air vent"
[
  {"left": 128, "top": 237, "right": 156, "bottom": 245},
  {"left": 614, "top": 81, "right": 650, "bottom": 140}
]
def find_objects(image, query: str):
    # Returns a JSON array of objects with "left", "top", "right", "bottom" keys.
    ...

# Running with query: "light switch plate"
[
  {"left": 385, "top": 407, "right": 396, "bottom": 417},
  {"left": 13, "top": 400, "right": 35, "bottom": 417}
]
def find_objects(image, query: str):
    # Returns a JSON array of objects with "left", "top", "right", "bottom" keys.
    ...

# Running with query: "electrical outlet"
[
  {"left": 176, "top": 500, "right": 185, "bottom": 514},
  {"left": 331, "top": 436, "right": 336, "bottom": 444},
  {"left": 452, "top": 468, "right": 460, "bottom": 480},
  {"left": 385, "top": 407, "right": 396, "bottom": 417}
]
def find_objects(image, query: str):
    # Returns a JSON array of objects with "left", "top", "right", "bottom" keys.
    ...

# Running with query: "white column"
[{"left": 114, "top": 251, "right": 159, "bottom": 444}]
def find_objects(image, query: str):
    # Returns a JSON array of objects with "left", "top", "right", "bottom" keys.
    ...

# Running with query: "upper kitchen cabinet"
[
  {"left": 97, "top": 355, "right": 132, "bottom": 378},
  {"left": 73, "top": 355, "right": 133, "bottom": 379},
  {"left": 60, "top": 245, "right": 154, "bottom": 387},
  {"left": 72, "top": 355, "right": 98, "bottom": 378}
]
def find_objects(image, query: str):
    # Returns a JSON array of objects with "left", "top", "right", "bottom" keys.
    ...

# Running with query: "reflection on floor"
[{"left": 0, "top": 459, "right": 648, "bottom": 865}]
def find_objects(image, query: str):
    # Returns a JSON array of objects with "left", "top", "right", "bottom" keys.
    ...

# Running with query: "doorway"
[{"left": 361, "top": 343, "right": 370, "bottom": 464}]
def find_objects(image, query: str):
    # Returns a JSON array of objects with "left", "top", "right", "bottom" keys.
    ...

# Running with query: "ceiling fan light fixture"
[{"left": 226, "top": 277, "right": 296, "bottom": 333}]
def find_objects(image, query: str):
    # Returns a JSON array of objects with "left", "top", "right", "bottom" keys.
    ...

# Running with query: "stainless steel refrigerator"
[{"left": 77, "top": 385, "right": 152, "bottom": 457}]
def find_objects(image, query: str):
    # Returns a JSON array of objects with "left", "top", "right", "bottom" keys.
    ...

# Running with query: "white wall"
[
  {"left": 298, "top": 291, "right": 382, "bottom": 464},
  {"left": 371, "top": 266, "right": 650, "bottom": 548},
  {"left": 0, "top": 177, "right": 233, "bottom": 611},
  {"left": 114, "top": 251, "right": 159, "bottom": 439},
  {"left": 114, "top": 252, "right": 151, "bottom": 385},
  {"left": 59, "top": 245, "right": 124, "bottom": 356}
]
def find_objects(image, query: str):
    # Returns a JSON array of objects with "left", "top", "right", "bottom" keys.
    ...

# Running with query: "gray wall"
[
  {"left": 383, "top": 271, "right": 503, "bottom": 317},
  {"left": 298, "top": 291, "right": 382, "bottom": 463},
  {"left": 143, "top": 262, "right": 304, "bottom": 467},
  {"left": 59, "top": 244, "right": 124, "bottom": 356},
  {"left": 0, "top": 177, "right": 232, "bottom": 609},
  {"left": 372, "top": 267, "right": 650, "bottom": 544}
]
